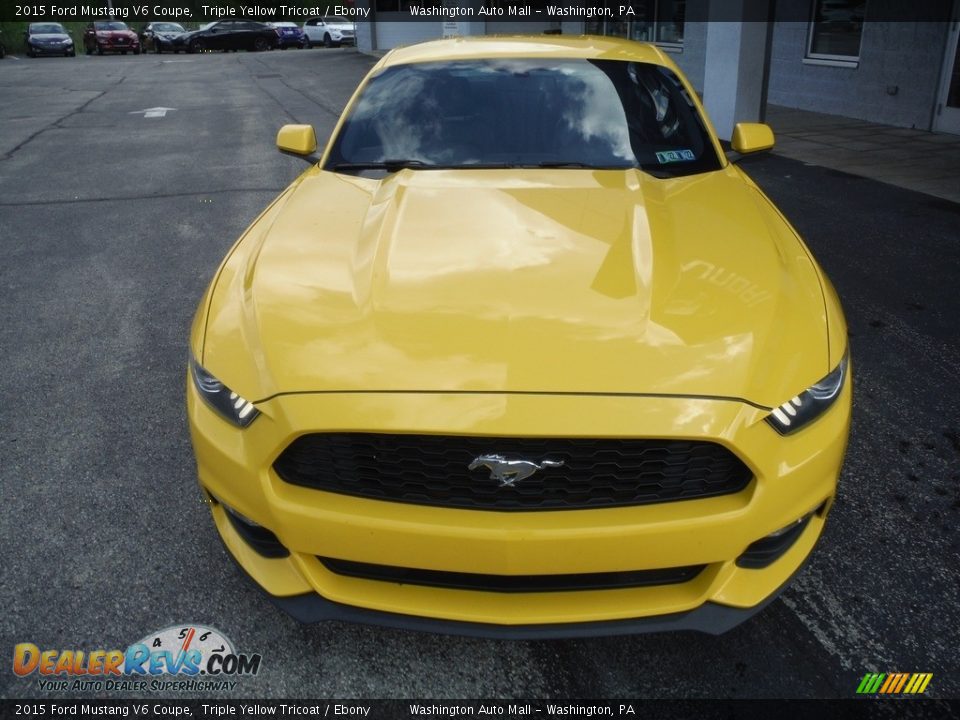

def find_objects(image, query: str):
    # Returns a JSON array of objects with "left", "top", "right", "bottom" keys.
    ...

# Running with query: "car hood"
[
  {"left": 202, "top": 166, "right": 829, "bottom": 408},
  {"left": 31, "top": 33, "right": 71, "bottom": 40},
  {"left": 98, "top": 30, "right": 135, "bottom": 38}
]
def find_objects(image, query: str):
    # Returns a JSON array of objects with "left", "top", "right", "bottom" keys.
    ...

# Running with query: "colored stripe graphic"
[
  {"left": 878, "top": 674, "right": 897, "bottom": 694},
  {"left": 869, "top": 673, "right": 886, "bottom": 693},
  {"left": 857, "top": 672, "right": 932, "bottom": 694},
  {"left": 856, "top": 674, "right": 874, "bottom": 694},
  {"left": 893, "top": 674, "right": 909, "bottom": 693}
]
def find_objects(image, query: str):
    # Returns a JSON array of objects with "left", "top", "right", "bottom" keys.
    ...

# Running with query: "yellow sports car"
[{"left": 187, "top": 36, "right": 851, "bottom": 637}]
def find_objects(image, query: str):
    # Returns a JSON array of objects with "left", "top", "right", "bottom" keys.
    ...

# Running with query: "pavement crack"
[
  {"left": 0, "top": 88, "right": 107, "bottom": 162},
  {"left": 0, "top": 188, "right": 284, "bottom": 206},
  {"left": 243, "top": 54, "right": 342, "bottom": 122},
  {"left": 277, "top": 77, "right": 344, "bottom": 120}
]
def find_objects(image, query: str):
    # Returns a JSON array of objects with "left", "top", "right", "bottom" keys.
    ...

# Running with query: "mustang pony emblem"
[{"left": 468, "top": 454, "right": 566, "bottom": 487}]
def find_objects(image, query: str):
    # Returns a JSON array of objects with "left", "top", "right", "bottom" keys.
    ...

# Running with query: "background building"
[{"left": 352, "top": 0, "right": 960, "bottom": 137}]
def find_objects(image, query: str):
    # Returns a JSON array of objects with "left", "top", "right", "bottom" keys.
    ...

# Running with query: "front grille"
[
  {"left": 319, "top": 557, "right": 706, "bottom": 593},
  {"left": 273, "top": 434, "right": 752, "bottom": 511}
]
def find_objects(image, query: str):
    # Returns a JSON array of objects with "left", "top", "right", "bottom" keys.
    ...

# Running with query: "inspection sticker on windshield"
[{"left": 656, "top": 149, "right": 696, "bottom": 164}]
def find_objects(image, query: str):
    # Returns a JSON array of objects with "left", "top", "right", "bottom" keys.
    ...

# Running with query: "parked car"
[
  {"left": 25, "top": 23, "right": 75, "bottom": 57},
  {"left": 139, "top": 22, "right": 187, "bottom": 54},
  {"left": 188, "top": 36, "right": 851, "bottom": 637},
  {"left": 175, "top": 21, "right": 278, "bottom": 53},
  {"left": 302, "top": 17, "right": 355, "bottom": 48},
  {"left": 83, "top": 21, "right": 140, "bottom": 55},
  {"left": 269, "top": 22, "right": 306, "bottom": 49}
]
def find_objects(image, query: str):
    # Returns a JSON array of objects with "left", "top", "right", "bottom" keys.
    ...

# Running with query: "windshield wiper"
[
  {"left": 331, "top": 160, "right": 532, "bottom": 172},
  {"left": 520, "top": 161, "right": 633, "bottom": 169},
  {"left": 330, "top": 159, "right": 434, "bottom": 173},
  {"left": 328, "top": 160, "right": 633, "bottom": 173}
]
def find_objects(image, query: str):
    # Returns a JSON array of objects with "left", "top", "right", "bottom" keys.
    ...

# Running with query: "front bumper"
[
  {"left": 188, "top": 382, "right": 850, "bottom": 636},
  {"left": 29, "top": 42, "right": 73, "bottom": 55},
  {"left": 96, "top": 40, "right": 139, "bottom": 52}
]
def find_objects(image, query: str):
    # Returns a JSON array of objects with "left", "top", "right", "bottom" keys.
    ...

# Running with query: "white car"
[{"left": 302, "top": 17, "right": 355, "bottom": 48}]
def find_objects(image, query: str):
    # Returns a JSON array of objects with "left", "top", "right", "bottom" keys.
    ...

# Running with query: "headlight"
[
  {"left": 765, "top": 352, "right": 848, "bottom": 435},
  {"left": 190, "top": 358, "right": 260, "bottom": 428}
]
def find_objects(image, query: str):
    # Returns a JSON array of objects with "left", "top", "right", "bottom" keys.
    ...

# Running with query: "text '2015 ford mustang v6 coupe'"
[{"left": 187, "top": 36, "right": 851, "bottom": 638}]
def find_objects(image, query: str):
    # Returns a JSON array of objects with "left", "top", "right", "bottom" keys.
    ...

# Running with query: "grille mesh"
[
  {"left": 273, "top": 433, "right": 752, "bottom": 511},
  {"left": 319, "top": 557, "right": 707, "bottom": 592}
]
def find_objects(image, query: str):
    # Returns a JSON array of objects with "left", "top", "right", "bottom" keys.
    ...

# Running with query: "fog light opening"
[
  {"left": 218, "top": 500, "right": 289, "bottom": 559},
  {"left": 766, "top": 514, "right": 809, "bottom": 539},
  {"left": 224, "top": 504, "right": 262, "bottom": 528},
  {"left": 736, "top": 512, "right": 814, "bottom": 569}
]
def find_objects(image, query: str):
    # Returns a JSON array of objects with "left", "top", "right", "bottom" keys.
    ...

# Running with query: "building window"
[
  {"left": 631, "top": 0, "right": 685, "bottom": 45},
  {"left": 807, "top": 0, "right": 867, "bottom": 61},
  {"left": 586, "top": 0, "right": 685, "bottom": 47},
  {"left": 375, "top": 0, "right": 439, "bottom": 11},
  {"left": 486, "top": 0, "right": 550, "bottom": 10}
]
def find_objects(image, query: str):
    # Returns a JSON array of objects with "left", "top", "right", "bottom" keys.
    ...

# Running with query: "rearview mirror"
[
  {"left": 276, "top": 124, "right": 319, "bottom": 163},
  {"left": 731, "top": 123, "right": 775, "bottom": 154}
]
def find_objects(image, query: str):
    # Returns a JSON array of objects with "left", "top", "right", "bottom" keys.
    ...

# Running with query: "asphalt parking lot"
[{"left": 1, "top": 49, "right": 958, "bottom": 700}]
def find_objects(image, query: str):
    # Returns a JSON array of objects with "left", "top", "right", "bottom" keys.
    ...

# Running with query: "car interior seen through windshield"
[{"left": 326, "top": 59, "right": 723, "bottom": 177}]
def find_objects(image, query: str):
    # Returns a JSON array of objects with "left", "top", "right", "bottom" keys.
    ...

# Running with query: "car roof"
[{"left": 379, "top": 35, "right": 672, "bottom": 69}]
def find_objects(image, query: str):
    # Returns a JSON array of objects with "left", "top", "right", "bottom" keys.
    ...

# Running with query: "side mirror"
[
  {"left": 731, "top": 122, "right": 775, "bottom": 154},
  {"left": 276, "top": 124, "right": 319, "bottom": 163}
]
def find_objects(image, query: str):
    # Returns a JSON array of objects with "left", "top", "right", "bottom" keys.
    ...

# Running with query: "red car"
[{"left": 84, "top": 21, "right": 140, "bottom": 55}]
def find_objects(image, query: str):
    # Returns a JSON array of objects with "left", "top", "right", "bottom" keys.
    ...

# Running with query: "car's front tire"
[
  {"left": 323, "top": 33, "right": 332, "bottom": 48},
  {"left": 253, "top": 37, "right": 268, "bottom": 52},
  {"left": 189, "top": 39, "right": 203, "bottom": 53}
]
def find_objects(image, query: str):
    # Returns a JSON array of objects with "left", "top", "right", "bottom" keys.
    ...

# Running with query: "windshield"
[
  {"left": 153, "top": 23, "right": 184, "bottom": 32},
  {"left": 95, "top": 22, "right": 128, "bottom": 31},
  {"left": 326, "top": 17, "right": 353, "bottom": 26},
  {"left": 325, "top": 59, "right": 722, "bottom": 177},
  {"left": 30, "top": 23, "right": 66, "bottom": 34}
]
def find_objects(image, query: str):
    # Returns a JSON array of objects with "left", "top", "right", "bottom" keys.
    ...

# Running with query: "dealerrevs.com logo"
[{"left": 13, "top": 624, "right": 262, "bottom": 692}]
